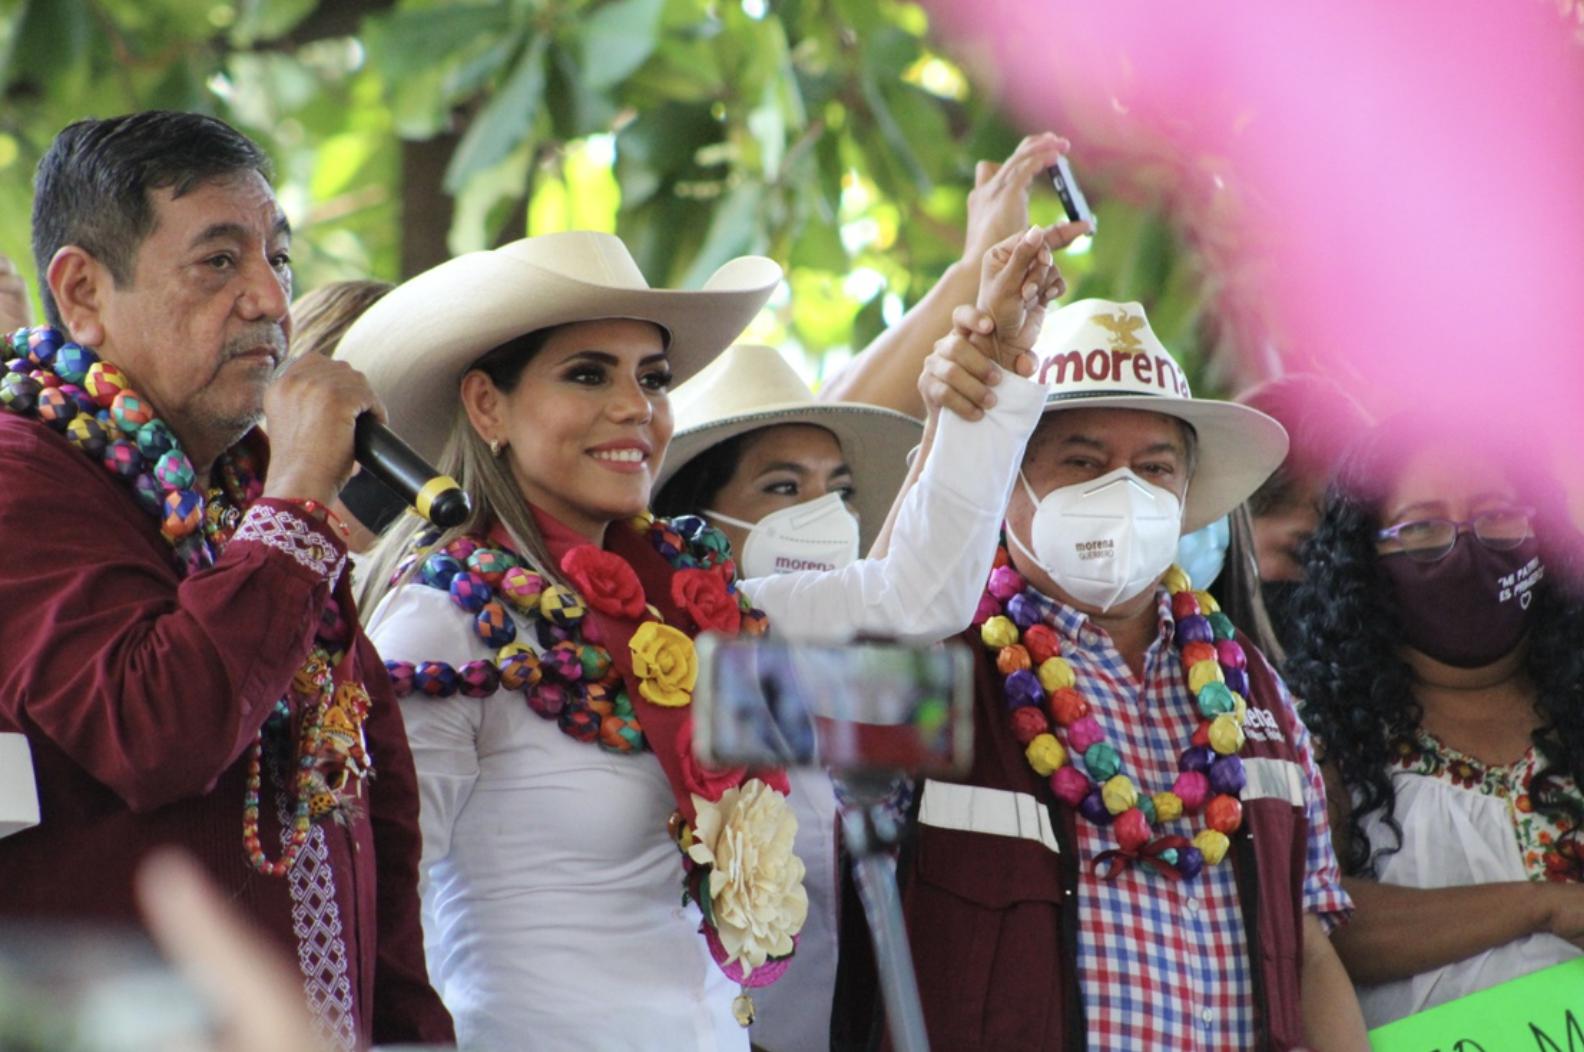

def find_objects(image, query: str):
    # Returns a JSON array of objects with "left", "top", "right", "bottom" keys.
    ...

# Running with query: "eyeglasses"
[{"left": 1376, "top": 505, "right": 1535, "bottom": 562}]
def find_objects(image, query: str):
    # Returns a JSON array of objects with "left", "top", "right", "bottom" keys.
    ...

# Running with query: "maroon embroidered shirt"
[{"left": 0, "top": 413, "right": 453, "bottom": 1049}]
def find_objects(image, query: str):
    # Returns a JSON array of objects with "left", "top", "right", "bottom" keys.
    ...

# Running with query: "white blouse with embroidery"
[{"left": 1356, "top": 731, "right": 1582, "bottom": 1028}]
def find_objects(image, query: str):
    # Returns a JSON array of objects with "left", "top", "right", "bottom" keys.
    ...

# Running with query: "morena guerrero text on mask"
[
  {"left": 1038, "top": 347, "right": 1189, "bottom": 395},
  {"left": 1075, "top": 539, "right": 1116, "bottom": 561}
]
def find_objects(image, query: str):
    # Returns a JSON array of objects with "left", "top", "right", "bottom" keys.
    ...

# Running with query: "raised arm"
[
  {"left": 748, "top": 226, "right": 1065, "bottom": 641},
  {"left": 818, "top": 133, "right": 1087, "bottom": 418}
]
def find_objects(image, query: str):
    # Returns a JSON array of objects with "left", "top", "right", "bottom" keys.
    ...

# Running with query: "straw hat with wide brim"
[
  {"left": 653, "top": 344, "right": 923, "bottom": 552},
  {"left": 336, "top": 231, "right": 783, "bottom": 463},
  {"left": 1028, "top": 299, "right": 1290, "bottom": 532}
]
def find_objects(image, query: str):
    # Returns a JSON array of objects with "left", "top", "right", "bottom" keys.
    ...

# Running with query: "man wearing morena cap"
[{"left": 844, "top": 300, "right": 1366, "bottom": 1050}]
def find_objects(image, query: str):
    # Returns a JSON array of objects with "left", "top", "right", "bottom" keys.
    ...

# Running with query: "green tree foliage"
[{"left": 0, "top": 0, "right": 1212, "bottom": 386}]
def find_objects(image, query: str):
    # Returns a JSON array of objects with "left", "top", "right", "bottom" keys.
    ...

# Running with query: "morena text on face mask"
[
  {"left": 774, "top": 555, "right": 837, "bottom": 573},
  {"left": 1074, "top": 539, "right": 1116, "bottom": 561},
  {"left": 1037, "top": 347, "right": 1189, "bottom": 396}
]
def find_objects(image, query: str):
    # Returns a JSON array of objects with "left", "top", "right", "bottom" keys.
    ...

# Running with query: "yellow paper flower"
[
  {"left": 1102, "top": 775, "right": 1138, "bottom": 815},
  {"left": 1208, "top": 713, "right": 1246, "bottom": 756},
  {"left": 1037, "top": 656, "right": 1075, "bottom": 693},
  {"left": 630, "top": 621, "right": 698, "bottom": 707},
  {"left": 687, "top": 779, "right": 809, "bottom": 977},
  {"left": 1152, "top": 790, "right": 1184, "bottom": 823},
  {"left": 1025, "top": 733, "right": 1067, "bottom": 776},
  {"left": 980, "top": 615, "right": 1019, "bottom": 649},
  {"left": 1187, "top": 659, "right": 1225, "bottom": 695},
  {"left": 1194, "top": 828, "right": 1231, "bottom": 865}
]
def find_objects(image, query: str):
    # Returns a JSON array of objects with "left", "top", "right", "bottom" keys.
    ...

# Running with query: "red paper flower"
[
  {"left": 672, "top": 567, "right": 743, "bottom": 635},
  {"left": 561, "top": 545, "right": 646, "bottom": 619},
  {"left": 677, "top": 719, "right": 747, "bottom": 802}
]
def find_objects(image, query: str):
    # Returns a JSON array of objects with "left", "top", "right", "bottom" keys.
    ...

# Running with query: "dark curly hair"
[{"left": 1284, "top": 413, "right": 1584, "bottom": 876}]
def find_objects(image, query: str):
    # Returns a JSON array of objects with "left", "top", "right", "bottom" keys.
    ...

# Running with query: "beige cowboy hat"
[
  {"left": 336, "top": 231, "right": 782, "bottom": 462},
  {"left": 1028, "top": 299, "right": 1290, "bottom": 532},
  {"left": 653, "top": 344, "right": 923, "bottom": 552}
]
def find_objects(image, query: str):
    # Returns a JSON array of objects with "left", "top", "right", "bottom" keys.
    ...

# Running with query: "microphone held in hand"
[{"left": 353, "top": 414, "right": 470, "bottom": 528}]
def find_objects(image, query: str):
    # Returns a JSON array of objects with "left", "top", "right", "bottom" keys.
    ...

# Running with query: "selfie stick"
[{"left": 839, "top": 777, "right": 930, "bottom": 1052}]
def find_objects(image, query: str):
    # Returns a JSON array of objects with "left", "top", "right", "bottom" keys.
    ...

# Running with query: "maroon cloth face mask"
[{"left": 1378, "top": 534, "right": 1544, "bottom": 668}]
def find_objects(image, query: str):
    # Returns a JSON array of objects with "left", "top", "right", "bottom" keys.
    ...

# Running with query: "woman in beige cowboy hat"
[
  {"left": 342, "top": 230, "right": 796, "bottom": 1051},
  {"left": 650, "top": 227, "right": 1074, "bottom": 1052},
  {"left": 339, "top": 223, "right": 1064, "bottom": 1050}
]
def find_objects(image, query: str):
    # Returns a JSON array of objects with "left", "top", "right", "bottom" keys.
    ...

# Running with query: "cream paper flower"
[{"left": 687, "top": 778, "right": 809, "bottom": 977}]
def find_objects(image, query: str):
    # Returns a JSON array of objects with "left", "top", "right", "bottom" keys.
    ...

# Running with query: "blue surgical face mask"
[{"left": 1175, "top": 515, "right": 1231, "bottom": 591}]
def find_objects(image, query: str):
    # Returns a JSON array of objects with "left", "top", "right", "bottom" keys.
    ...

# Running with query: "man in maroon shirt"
[{"left": 0, "top": 111, "right": 452, "bottom": 1048}]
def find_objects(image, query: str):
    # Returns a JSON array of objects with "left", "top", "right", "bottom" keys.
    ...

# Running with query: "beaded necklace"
[
  {"left": 381, "top": 513, "right": 768, "bottom": 752},
  {"left": 380, "top": 512, "right": 798, "bottom": 1018},
  {"left": 2, "top": 326, "right": 370, "bottom": 878},
  {"left": 977, "top": 547, "right": 1251, "bottom": 880}
]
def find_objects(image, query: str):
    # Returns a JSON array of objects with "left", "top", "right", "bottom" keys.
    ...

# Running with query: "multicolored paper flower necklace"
[
  {"left": 977, "top": 548, "right": 1250, "bottom": 880},
  {"left": 1, "top": 326, "right": 372, "bottom": 878},
  {"left": 381, "top": 514, "right": 769, "bottom": 753},
  {"left": 382, "top": 513, "right": 804, "bottom": 1018}
]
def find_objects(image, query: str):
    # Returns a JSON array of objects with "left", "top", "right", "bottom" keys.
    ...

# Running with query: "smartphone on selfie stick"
[
  {"left": 1049, "top": 154, "right": 1097, "bottom": 234},
  {"left": 694, "top": 635, "right": 975, "bottom": 1052}
]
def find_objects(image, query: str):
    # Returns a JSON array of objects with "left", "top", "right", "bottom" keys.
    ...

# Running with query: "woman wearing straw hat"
[
  {"left": 651, "top": 229, "right": 1074, "bottom": 1051},
  {"left": 337, "top": 221, "right": 1066, "bottom": 1049},
  {"left": 339, "top": 230, "right": 798, "bottom": 1050}
]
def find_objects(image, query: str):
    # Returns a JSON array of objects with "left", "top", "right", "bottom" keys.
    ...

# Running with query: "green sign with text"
[{"left": 1369, "top": 958, "right": 1584, "bottom": 1052}]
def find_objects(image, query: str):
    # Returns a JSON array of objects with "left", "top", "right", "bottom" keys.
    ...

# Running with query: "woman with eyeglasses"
[{"left": 1282, "top": 413, "right": 1584, "bottom": 1028}]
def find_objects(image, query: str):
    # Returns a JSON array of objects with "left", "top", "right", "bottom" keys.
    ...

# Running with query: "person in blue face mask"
[
  {"left": 1210, "top": 374, "right": 1371, "bottom": 666},
  {"left": 1177, "top": 513, "right": 1232, "bottom": 592}
]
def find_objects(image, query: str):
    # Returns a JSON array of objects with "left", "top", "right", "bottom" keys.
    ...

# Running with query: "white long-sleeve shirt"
[{"left": 740, "top": 371, "right": 1046, "bottom": 644}]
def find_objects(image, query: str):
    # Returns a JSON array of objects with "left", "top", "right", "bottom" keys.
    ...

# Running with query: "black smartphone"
[
  {"left": 692, "top": 635, "right": 974, "bottom": 776},
  {"left": 1049, "top": 154, "right": 1097, "bottom": 233}
]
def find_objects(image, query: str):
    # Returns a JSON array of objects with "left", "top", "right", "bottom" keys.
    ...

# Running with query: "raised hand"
[
  {"left": 976, "top": 225, "right": 1073, "bottom": 370},
  {"left": 918, "top": 305, "right": 1016, "bottom": 422}
]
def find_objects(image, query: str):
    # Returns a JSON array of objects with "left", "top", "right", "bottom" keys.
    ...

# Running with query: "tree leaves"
[
  {"left": 578, "top": 0, "right": 665, "bottom": 90},
  {"left": 443, "top": 33, "right": 547, "bottom": 193},
  {"left": 0, "top": 0, "right": 1216, "bottom": 389}
]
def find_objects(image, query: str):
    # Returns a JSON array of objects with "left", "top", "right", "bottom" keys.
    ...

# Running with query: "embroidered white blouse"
[{"left": 1356, "top": 731, "right": 1583, "bottom": 1028}]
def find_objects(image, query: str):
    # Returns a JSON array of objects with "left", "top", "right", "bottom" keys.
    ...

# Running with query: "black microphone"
[{"left": 353, "top": 414, "right": 471, "bottom": 529}]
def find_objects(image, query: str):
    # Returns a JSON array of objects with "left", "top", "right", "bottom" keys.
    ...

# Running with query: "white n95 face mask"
[
  {"left": 1007, "top": 466, "right": 1184, "bottom": 611},
  {"left": 705, "top": 491, "right": 861, "bottom": 579}
]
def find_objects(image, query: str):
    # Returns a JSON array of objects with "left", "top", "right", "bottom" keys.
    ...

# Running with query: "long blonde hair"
[{"left": 356, "top": 330, "right": 567, "bottom": 615}]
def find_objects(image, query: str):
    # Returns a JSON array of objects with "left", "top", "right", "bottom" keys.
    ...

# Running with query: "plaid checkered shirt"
[{"left": 1022, "top": 586, "right": 1352, "bottom": 1049}]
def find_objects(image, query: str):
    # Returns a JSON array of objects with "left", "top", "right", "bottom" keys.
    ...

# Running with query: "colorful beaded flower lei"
[
  {"left": 382, "top": 512, "right": 769, "bottom": 752},
  {"left": 1, "top": 326, "right": 261, "bottom": 571},
  {"left": 2, "top": 326, "right": 372, "bottom": 878},
  {"left": 382, "top": 512, "right": 803, "bottom": 1017},
  {"left": 977, "top": 548, "right": 1251, "bottom": 880}
]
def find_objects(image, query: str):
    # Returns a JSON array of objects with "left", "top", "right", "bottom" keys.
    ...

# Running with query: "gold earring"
[{"left": 489, "top": 438, "right": 504, "bottom": 457}]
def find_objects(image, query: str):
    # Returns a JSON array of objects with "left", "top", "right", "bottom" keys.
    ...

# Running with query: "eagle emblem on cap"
[{"left": 1093, "top": 310, "right": 1145, "bottom": 352}]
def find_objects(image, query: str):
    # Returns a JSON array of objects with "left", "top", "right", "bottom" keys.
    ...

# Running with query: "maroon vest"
[{"left": 892, "top": 629, "right": 1310, "bottom": 1051}]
